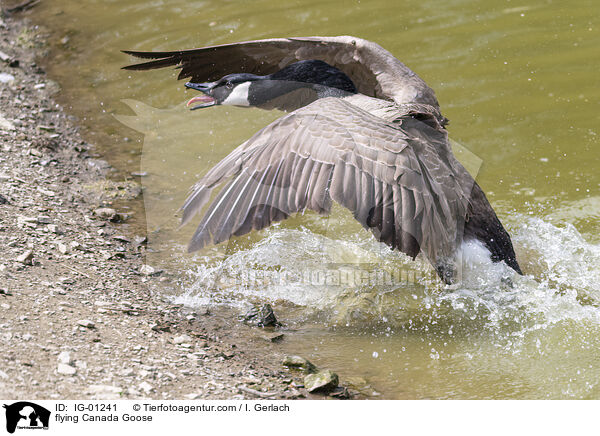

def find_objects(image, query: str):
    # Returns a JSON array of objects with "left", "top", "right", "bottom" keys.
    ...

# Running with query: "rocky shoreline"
[{"left": 0, "top": 12, "right": 355, "bottom": 400}]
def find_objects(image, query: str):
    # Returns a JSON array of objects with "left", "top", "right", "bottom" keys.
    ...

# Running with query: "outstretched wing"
[
  {"left": 123, "top": 36, "right": 440, "bottom": 108},
  {"left": 182, "top": 97, "right": 471, "bottom": 267}
]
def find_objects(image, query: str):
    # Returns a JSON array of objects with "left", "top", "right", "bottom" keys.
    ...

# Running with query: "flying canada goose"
[{"left": 123, "top": 36, "right": 522, "bottom": 284}]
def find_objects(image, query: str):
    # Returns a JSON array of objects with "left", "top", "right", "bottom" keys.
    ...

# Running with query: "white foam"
[
  {"left": 173, "top": 215, "right": 600, "bottom": 335},
  {"left": 459, "top": 238, "right": 492, "bottom": 264},
  {"left": 454, "top": 238, "right": 513, "bottom": 288}
]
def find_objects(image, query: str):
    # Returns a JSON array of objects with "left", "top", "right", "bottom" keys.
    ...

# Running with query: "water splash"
[
  {"left": 171, "top": 214, "right": 600, "bottom": 399},
  {"left": 175, "top": 215, "right": 600, "bottom": 338}
]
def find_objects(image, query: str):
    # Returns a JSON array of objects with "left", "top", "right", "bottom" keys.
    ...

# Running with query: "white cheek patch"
[{"left": 221, "top": 82, "right": 251, "bottom": 106}]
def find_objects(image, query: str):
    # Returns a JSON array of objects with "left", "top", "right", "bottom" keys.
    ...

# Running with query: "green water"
[{"left": 32, "top": 0, "right": 600, "bottom": 399}]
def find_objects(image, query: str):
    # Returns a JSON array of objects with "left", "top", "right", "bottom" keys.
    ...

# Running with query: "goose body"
[{"left": 123, "top": 36, "right": 522, "bottom": 283}]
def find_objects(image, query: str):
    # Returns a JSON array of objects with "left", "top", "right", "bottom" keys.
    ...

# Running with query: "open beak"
[{"left": 185, "top": 82, "right": 216, "bottom": 110}]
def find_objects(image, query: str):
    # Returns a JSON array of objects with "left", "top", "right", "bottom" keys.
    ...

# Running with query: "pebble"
[
  {"left": 16, "top": 250, "right": 34, "bottom": 265},
  {"left": 37, "top": 215, "right": 52, "bottom": 224},
  {"left": 93, "top": 207, "right": 117, "bottom": 220},
  {"left": 262, "top": 333, "right": 284, "bottom": 343},
  {"left": 57, "top": 243, "right": 69, "bottom": 254},
  {"left": 139, "top": 264, "right": 155, "bottom": 276},
  {"left": 173, "top": 334, "right": 192, "bottom": 344},
  {"left": 0, "top": 370, "right": 8, "bottom": 379},
  {"left": 0, "top": 114, "right": 15, "bottom": 131},
  {"left": 87, "top": 385, "right": 123, "bottom": 400},
  {"left": 119, "top": 368, "right": 135, "bottom": 377},
  {"left": 282, "top": 355, "right": 317, "bottom": 374},
  {"left": 18, "top": 216, "right": 37, "bottom": 225},
  {"left": 0, "top": 72, "right": 15, "bottom": 83},
  {"left": 77, "top": 319, "right": 95, "bottom": 329},
  {"left": 138, "top": 381, "right": 154, "bottom": 394},
  {"left": 133, "top": 235, "right": 148, "bottom": 247},
  {"left": 38, "top": 188, "right": 56, "bottom": 197},
  {"left": 57, "top": 363, "right": 77, "bottom": 375},
  {"left": 112, "top": 235, "right": 131, "bottom": 243},
  {"left": 150, "top": 322, "right": 171, "bottom": 332},
  {"left": 329, "top": 386, "right": 350, "bottom": 399},
  {"left": 345, "top": 376, "right": 368, "bottom": 388},
  {"left": 57, "top": 351, "right": 73, "bottom": 365}
]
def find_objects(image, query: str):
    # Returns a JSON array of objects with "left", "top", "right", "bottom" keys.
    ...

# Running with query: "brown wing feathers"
[
  {"left": 182, "top": 98, "right": 467, "bottom": 267},
  {"left": 122, "top": 36, "right": 440, "bottom": 107}
]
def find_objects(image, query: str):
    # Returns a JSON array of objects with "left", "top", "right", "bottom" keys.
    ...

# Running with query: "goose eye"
[{"left": 225, "top": 82, "right": 233, "bottom": 90}]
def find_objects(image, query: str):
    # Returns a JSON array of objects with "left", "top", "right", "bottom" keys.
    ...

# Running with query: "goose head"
[{"left": 185, "top": 59, "right": 357, "bottom": 110}]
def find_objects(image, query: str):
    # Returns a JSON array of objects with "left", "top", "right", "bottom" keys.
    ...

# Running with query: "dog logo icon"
[{"left": 3, "top": 402, "right": 50, "bottom": 434}]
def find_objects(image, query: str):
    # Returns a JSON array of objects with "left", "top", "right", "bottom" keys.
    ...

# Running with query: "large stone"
[
  {"left": 304, "top": 370, "right": 339, "bottom": 394},
  {"left": 242, "top": 304, "right": 279, "bottom": 327},
  {"left": 257, "top": 304, "right": 278, "bottom": 327}
]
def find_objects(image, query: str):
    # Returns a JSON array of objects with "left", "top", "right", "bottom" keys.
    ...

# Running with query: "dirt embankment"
[{"left": 0, "top": 11, "right": 354, "bottom": 400}]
